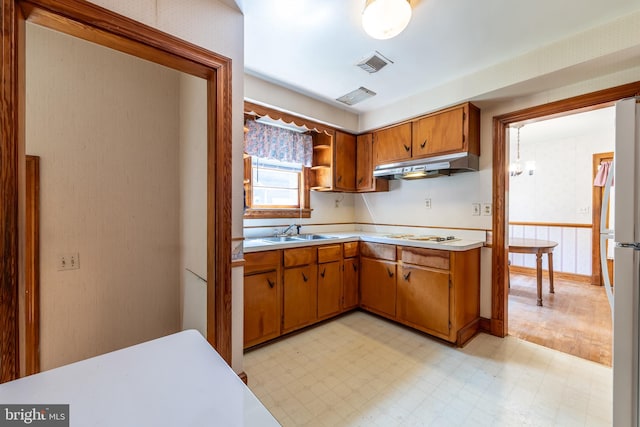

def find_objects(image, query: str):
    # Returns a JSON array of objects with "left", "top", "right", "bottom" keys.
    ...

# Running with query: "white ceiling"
[{"left": 242, "top": 0, "right": 640, "bottom": 114}]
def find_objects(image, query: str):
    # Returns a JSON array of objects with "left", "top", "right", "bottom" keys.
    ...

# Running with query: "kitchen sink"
[
  {"left": 260, "top": 236, "right": 301, "bottom": 243},
  {"left": 245, "top": 234, "right": 332, "bottom": 245},
  {"left": 292, "top": 234, "right": 331, "bottom": 240}
]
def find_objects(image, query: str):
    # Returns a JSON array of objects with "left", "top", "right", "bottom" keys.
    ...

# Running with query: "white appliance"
[{"left": 601, "top": 97, "right": 640, "bottom": 426}]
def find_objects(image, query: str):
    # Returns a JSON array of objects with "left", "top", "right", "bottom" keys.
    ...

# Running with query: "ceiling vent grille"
[
  {"left": 335, "top": 87, "right": 377, "bottom": 106},
  {"left": 356, "top": 51, "right": 393, "bottom": 74}
]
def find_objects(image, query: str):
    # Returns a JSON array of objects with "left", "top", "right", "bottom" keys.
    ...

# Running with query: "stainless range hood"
[{"left": 373, "top": 152, "right": 479, "bottom": 180}]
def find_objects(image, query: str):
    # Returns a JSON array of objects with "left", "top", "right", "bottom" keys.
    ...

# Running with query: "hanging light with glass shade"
[
  {"left": 509, "top": 124, "right": 536, "bottom": 177},
  {"left": 362, "top": 0, "right": 412, "bottom": 40}
]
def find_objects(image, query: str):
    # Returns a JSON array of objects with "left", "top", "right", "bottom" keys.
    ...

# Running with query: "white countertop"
[
  {"left": 244, "top": 231, "right": 485, "bottom": 253},
  {"left": 0, "top": 330, "right": 279, "bottom": 427}
]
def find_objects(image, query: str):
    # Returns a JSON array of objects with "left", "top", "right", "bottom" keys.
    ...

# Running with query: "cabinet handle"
[
  {"left": 267, "top": 278, "right": 275, "bottom": 288},
  {"left": 420, "top": 140, "right": 427, "bottom": 149},
  {"left": 352, "top": 263, "right": 358, "bottom": 272},
  {"left": 403, "top": 144, "right": 410, "bottom": 152},
  {"left": 320, "top": 268, "right": 326, "bottom": 278},
  {"left": 387, "top": 268, "right": 394, "bottom": 278},
  {"left": 403, "top": 271, "right": 411, "bottom": 281},
  {"left": 337, "top": 175, "right": 342, "bottom": 183},
  {"left": 357, "top": 177, "right": 364, "bottom": 185},
  {"left": 302, "top": 272, "right": 308, "bottom": 282}
]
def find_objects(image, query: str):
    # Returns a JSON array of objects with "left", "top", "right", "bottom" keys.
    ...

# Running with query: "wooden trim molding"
[
  {"left": 238, "top": 371, "right": 248, "bottom": 385},
  {"left": 1, "top": 0, "right": 233, "bottom": 382},
  {"left": 509, "top": 221, "right": 592, "bottom": 229},
  {"left": 509, "top": 266, "right": 592, "bottom": 284},
  {"left": 244, "top": 208, "right": 312, "bottom": 219},
  {"left": 1, "top": 0, "right": 21, "bottom": 383},
  {"left": 491, "top": 81, "right": 640, "bottom": 339},
  {"left": 25, "top": 156, "right": 40, "bottom": 376}
]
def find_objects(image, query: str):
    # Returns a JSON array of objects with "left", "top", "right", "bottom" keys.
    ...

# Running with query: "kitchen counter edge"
[{"left": 243, "top": 232, "right": 485, "bottom": 253}]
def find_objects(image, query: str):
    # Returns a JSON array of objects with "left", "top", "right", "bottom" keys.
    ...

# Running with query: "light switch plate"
[
  {"left": 58, "top": 253, "right": 80, "bottom": 271},
  {"left": 472, "top": 203, "right": 481, "bottom": 216}
]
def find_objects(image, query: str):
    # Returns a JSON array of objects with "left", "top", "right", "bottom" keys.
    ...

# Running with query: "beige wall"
[
  {"left": 26, "top": 24, "right": 182, "bottom": 370},
  {"left": 178, "top": 74, "right": 208, "bottom": 337},
  {"left": 83, "top": 0, "right": 246, "bottom": 372}
]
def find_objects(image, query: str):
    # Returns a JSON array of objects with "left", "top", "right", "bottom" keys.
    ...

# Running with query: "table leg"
[
  {"left": 536, "top": 252, "right": 543, "bottom": 306},
  {"left": 548, "top": 252, "right": 555, "bottom": 294}
]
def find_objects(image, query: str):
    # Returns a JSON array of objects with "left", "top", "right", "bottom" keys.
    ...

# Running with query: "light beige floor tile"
[{"left": 244, "top": 311, "right": 612, "bottom": 427}]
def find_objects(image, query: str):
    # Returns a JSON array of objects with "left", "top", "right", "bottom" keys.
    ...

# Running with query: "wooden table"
[{"left": 508, "top": 238, "right": 558, "bottom": 306}]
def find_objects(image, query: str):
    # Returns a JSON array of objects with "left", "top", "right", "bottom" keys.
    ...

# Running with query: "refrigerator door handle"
[
  {"left": 600, "top": 234, "right": 615, "bottom": 312},
  {"left": 617, "top": 242, "right": 640, "bottom": 250},
  {"left": 600, "top": 161, "right": 614, "bottom": 235}
]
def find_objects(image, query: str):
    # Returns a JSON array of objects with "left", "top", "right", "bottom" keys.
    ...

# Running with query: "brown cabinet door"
[
  {"left": 356, "top": 133, "right": 373, "bottom": 191},
  {"left": 397, "top": 265, "right": 450, "bottom": 337},
  {"left": 360, "top": 257, "right": 396, "bottom": 316},
  {"left": 412, "top": 107, "right": 464, "bottom": 158},
  {"left": 317, "top": 261, "right": 342, "bottom": 319},
  {"left": 244, "top": 271, "right": 280, "bottom": 347},
  {"left": 334, "top": 131, "right": 356, "bottom": 191},
  {"left": 373, "top": 123, "right": 412, "bottom": 165},
  {"left": 283, "top": 264, "right": 318, "bottom": 332},
  {"left": 342, "top": 257, "right": 359, "bottom": 310}
]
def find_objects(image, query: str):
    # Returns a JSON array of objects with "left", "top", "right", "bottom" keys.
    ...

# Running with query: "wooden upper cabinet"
[
  {"left": 373, "top": 122, "right": 412, "bottom": 165},
  {"left": 412, "top": 103, "right": 480, "bottom": 159},
  {"left": 334, "top": 131, "right": 356, "bottom": 191},
  {"left": 356, "top": 133, "right": 388, "bottom": 193},
  {"left": 356, "top": 133, "right": 373, "bottom": 191}
]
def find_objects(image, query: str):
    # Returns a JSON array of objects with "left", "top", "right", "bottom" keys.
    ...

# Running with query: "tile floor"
[{"left": 244, "top": 311, "right": 612, "bottom": 427}]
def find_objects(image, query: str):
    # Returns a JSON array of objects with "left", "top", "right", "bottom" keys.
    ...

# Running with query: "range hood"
[{"left": 373, "top": 152, "right": 479, "bottom": 180}]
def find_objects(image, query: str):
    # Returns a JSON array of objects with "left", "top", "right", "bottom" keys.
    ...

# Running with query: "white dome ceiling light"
[{"left": 362, "top": 0, "right": 412, "bottom": 40}]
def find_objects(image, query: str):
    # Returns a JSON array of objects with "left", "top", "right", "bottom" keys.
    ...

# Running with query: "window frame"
[{"left": 243, "top": 102, "right": 335, "bottom": 220}]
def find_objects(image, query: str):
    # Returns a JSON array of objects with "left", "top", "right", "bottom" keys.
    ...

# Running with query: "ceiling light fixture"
[
  {"left": 362, "top": 0, "right": 412, "bottom": 40},
  {"left": 509, "top": 124, "right": 536, "bottom": 177}
]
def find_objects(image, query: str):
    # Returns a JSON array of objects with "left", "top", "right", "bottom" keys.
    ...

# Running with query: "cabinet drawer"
[
  {"left": 318, "top": 244, "right": 342, "bottom": 263},
  {"left": 400, "top": 246, "right": 450, "bottom": 270},
  {"left": 284, "top": 246, "right": 317, "bottom": 267},
  {"left": 361, "top": 242, "right": 396, "bottom": 261},
  {"left": 245, "top": 250, "right": 281, "bottom": 275},
  {"left": 343, "top": 241, "right": 359, "bottom": 258}
]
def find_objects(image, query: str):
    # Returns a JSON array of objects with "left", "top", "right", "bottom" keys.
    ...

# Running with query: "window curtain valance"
[{"left": 244, "top": 120, "right": 313, "bottom": 167}]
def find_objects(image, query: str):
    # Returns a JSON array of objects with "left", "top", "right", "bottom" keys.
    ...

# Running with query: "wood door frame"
[
  {"left": 25, "top": 155, "right": 39, "bottom": 375},
  {"left": 592, "top": 152, "right": 615, "bottom": 286},
  {"left": 491, "top": 81, "right": 640, "bottom": 337},
  {"left": 1, "top": 0, "right": 232, "bottom": 382}
]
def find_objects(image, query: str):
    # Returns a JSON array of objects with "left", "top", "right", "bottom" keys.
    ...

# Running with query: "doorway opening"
[{"left": 506, "top": 107, "right": 614, "bottom": 365}]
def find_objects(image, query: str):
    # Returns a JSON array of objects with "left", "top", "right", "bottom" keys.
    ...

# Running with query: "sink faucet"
[{"left": 281, "top": 223, "right": 301, "bottom": 235}]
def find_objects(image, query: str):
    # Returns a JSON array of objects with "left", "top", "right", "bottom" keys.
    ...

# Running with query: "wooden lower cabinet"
[
  {"left": 360, "top": 257, "right": 396, "bottom": 317},
  {"left": 317, "top": 260, "right": 342, "bottom": 319},
  {"left": 397, "top": 265, "right": 450, "bottom": 338},
  {"left": 283, "top": 264, "right": 318, "bottom": 333},
  {"left": 342, "top": 257, "right": 359, "bottom": 310},
  {"left": 244, "top": 270, "right": 281, "bottom": 348},
  {"left": 244, "top": 250, "right": 282, "bottom": 349}
]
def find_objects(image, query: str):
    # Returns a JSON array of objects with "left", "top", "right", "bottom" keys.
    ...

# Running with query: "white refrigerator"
[{"left": 601, "top": 97, "right": 640, "bottom": 426}]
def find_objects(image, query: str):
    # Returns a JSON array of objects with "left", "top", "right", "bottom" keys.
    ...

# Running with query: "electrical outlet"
[
  {"left": 482, "top": 203, "right": 492, "bottom": 216},
  {"left": 58, "top": 252, "right": 80, "bottom": 271},
  {"left": 424, "top": 198, "right": 431, "bottom": 209},
  {"left": 472, "top": 203, "right": 481, "bottom": 216}
]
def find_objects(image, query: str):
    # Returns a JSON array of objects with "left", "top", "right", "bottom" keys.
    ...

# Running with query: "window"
[
  {"left": 251, "top": 157, "right": 302, "bottom": 208},
  {"left": 243, "top": 102, "right": 337, "bottom": 219}
]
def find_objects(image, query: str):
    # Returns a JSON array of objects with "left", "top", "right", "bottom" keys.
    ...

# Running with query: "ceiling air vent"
[
  {"left": 335, "top": 87, "right": 377, "bottom": 106},
  {"left": 356, "top": 51, "right": 393, "bottom": 74}
]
